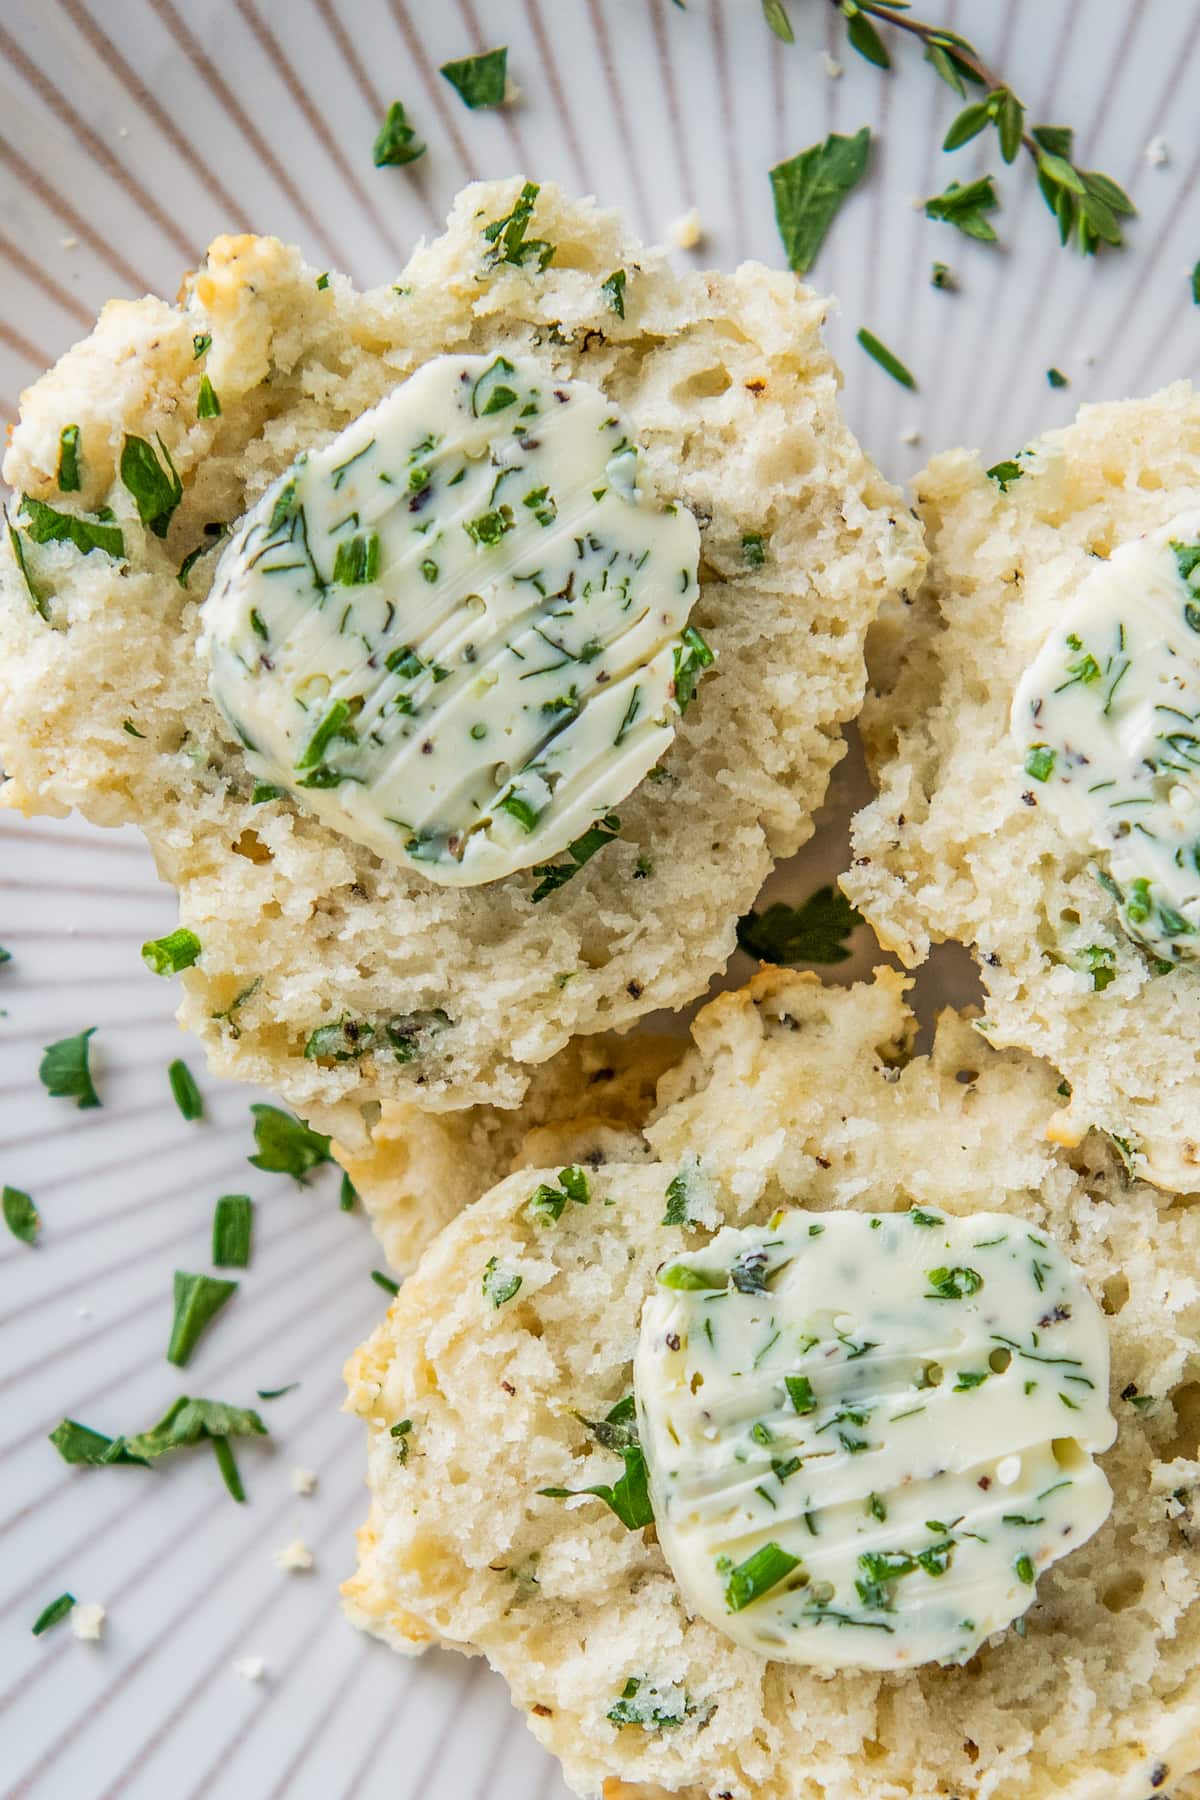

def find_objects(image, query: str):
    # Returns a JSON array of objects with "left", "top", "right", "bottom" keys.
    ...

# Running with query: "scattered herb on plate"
[
  {"left": 3, "top": 1184, "right": 39, "bottom": 1245},
  {"left": 167, "top": 1058, "right": 203, "bottom": 1121},
  {"left": 167, "top": 1270, "right": 238, "bottom": 1366},
  {"left": 39, "top": 1028, "right": 100, "bottom": 1109},
  {"left": 440, "top": 46, "right": 507, "bottom": 108},
  {"left": 769, "top": 126, "right": 870, "bottom": 273},
  {"left": 373, "top": 100, "right": 425, "bottom": 167}
]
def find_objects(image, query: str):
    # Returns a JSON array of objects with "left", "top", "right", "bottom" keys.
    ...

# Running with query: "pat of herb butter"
[
  {"left": 635, "top": 1209, "right": 1114, "bottom": 1671},
  {"left": 1012, "top": 520, "right": 1200, "bottom": 958},
  {"left": 201, "top": 355, "right": 704, "bottom": 885}
]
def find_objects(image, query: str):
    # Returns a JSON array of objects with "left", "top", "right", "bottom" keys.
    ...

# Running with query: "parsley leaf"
[
  {"left": 167, "top": 1270, "right": 238, "bottom": 1366},
  {"left": 212, "top": 1195, "right": 253, "bottom": 1268},
  {"left": 483, "top": 1255, "right": 522, "bottom": 1307},
  {"left": 440, "top": 46, "right": 507, "bottom": 108},
  {"left": 924, "top": 175, "right": 1000, "bottom": 242},
  {"left": 737, "top": 885, "right": 862, "bottom": 965},
  {"left": 248, "top": 1105, "right": 333, "bottom": 1182},
  {"left": 31, "top": 1593, "right": 76, "bottom": 1636},
  {"left": 21, "top": 494, "right": 124, "bottom": 559},
  {"left": 530, "top": 813, "right": 621, "bottom": 902},
  {"left": 856, "top": 327, "right": 916, "bottom": 388},
  {"left": 925, "top": 1265, "right": 984, "bottom": 1300},
  {"left": 761, "top": 0, "right": 794, "bottom": 44},
  {"left": 529, "top": 1165, "right": 590, "bottom": 1222},
  {"left": 167, "top": 1058, "right": 203, "bottom": 1122},
  {"left": 3, "top": 1184, "right": 39, "bottom": 1246},
  {"left": 769, "top": 127, "right": 870, "bottom": 273},
  {"left": 57, "top": 425, "right": 81, "bottom": 492},
  {"left": 49, "top": 1418, "right": 148, "bottom": 1467},
  {"left": 673, "top": 625, "right": 715, "bottom": 711},
  {"left": 142, "top": 927, "right": 201, "bottom": 976},
  {"left": 601, "top": 269, "right": 627, "bottom": 317},
  {"left": 373, "top": 100, "right": 425, "bottom": 166},
  {"left": 539, "top": 1443, "right": 654, "bottom": 1530},
  {"left": 7, "top": 517, "right": 47, "bottom": 617},
  {"left": 120, "top": 434, "right": 183, "bottom": 538},
  {"left": 606, "top": 1674, "right": 689, "bottom": 1729},
  {"left": 39, "top": 1028, "right": 100, "bottom": 1109},
  {"left": 986, "top": 457, "right": 1025, "bottom": 491},
  {"left": 482, "top": 181, "right": 555, "bottom": 270}
]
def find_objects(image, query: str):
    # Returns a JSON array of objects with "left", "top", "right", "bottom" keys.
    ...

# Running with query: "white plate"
[{"left": 1, "top": 2, "right": 1195, "bottom": 1794}]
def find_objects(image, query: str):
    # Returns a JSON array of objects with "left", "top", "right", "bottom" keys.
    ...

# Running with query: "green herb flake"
[
  {"left": 605, "top": 1674, "right": 688, "bottom": 1730},
  {"left": 339, "top": 1170, "right": 357, "bottom": 1213},
  {"left": 257, "top": 1383, "right": 299, "bottom": 1401},
  {"left": 909, "top": 1209, "right": 943, "bottom": 1227},
  {"left": 926, "top": 1265, "right": 984, "bottom": 1300},
  {"left": 296, "top": 698, "right": 356, "bottom": 772},
  {"left": 251, "top": 782, "right": 284, "bottom": 805},
  {"left": 304, "top": 1015, "right": 375, "bottom": 1062},
  {"left": 742, "top": 531, "right": 766, "bottom": 567},
  {"left": 248, "top": 1104, "right": 333, "bottom": 1182},
  {"left": 167, "top": 1270, "right": 238, "bottom": 1366},
  {"left": 49, "top": 1418, "right": 147, "bottom": 1467},
  {"left": 673, "top": 625, "right": 715, "bottom": 711},
  {"left": 120, "top": 433, "right": 183, "bottom": 538},
  {"left": 531, "top": 813, "right": 621, "bottom": 903},
  {"left": 482, "top": 181, "right": 555, "bottom": 271},
  {"left": 371, "top": 1269, "right": 400, "bottom": 1297},
  {"left": 1024, "top": 744, "right": 1056, "bottom": 782},
  {"left": 785, "top": 1374, "right": 817, "bottom": 1415},
  {"left": 7, "top": 518, "right": 47, "bottom": 617},
  {"left": 315, "top": 272, "right": 330, "bottom": 291},
  {"left": 1047, "top": 367, "right": 1068, "bottom": 388},
  {"left": 57, "top": 425, "right": 82, "bottom": 492},
  {"left": 1015, "top": 1552, "right": 1036, "bottom": 1585},
  {"left": 332, "top": 531, "right": 380, "bottom": 586},
  {"left": 192, "top": 333, "right": 212, "bottom": 359},
  {"left": 39, "top": 1028, "right": 100, "bottom": 1109},
  {"left": 32, "top": 1592, "right": 76, "bottom": 1636},
  {"left": 538, "top": 1443, "right": 654, "bottom": 1530},
  {"left": 931, "top": 261, "right": 956, "bottom": 290},
  {"left": 987, "top": 458, "right": 1025, "bottom": 491},
  {"left": 529, "top": 1165, "right": 590, "bottom": 1223},
  {"left": 737, "top": 885, "right": 861, "bottom": 965},
  {"left": 483, "top": 1255, "right": 522, "bottom": 1308},
  {"left": 373, "top": 100, "right": 425, "bottom": 167},
  {"left": 857, "top": 328, "right": 916, "bottom": 389},
  {"left": 658, "top": 1261, "right": 724, "bottom": 1292},
  {"left": 601, "top": 269, "right": 627, "bottom": 317},
  {"left": 142, "top": 927, "right": 201, "bottom": 976},
  {"left": 212, "top": 1194, "right": 253, "bottom": 1268},
  {"left": 924, "top": 175, "right": 1000, "bottom": 242},
  {"left": 21, "top": 493, "right": 124, "bottom": 559},
  {"left": 167, "top": 1057, "right": 203, "bottom": 1122},
  {"left": 440, "top": 46, "right": 507, "bottom": 109},
  {"left": 769, "top": 127, "right": 871, "bottom": 273},
  {"left": 197, "top": 374, "right": 221, "bottom": 419},
  {"left": 720, "top": 1540, "right": 801, "bottom": 1612},
  {"left": 3, "top": 1184, "right": 39, "bottom": 1246}
]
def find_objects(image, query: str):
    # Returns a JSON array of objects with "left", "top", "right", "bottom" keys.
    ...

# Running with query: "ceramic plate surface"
[{"left": 1, "top": 2, "right": 1197, "bottom": 1795}]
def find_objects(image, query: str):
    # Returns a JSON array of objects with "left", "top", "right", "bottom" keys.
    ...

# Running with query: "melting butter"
[
  {"left": 201, "top": 354, "right": 705, "bottom": 885},
  {"left": 635, "top": 1209, "right": 1114, "bottom": 1671},
  {"left": 1011, "top": 519, "right": 1200, "bottom": 958}
]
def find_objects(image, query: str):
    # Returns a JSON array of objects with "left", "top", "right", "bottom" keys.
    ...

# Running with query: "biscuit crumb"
[
  {"left": 670, "top": 208, "right": 703, "bottom": 250},
  {"left": 233, "top": 1654, "right": 265, "bottom": 1681},
  {"left": 71, "top": 1602, "right": 105, "bottom": 1641},
  {"left": 290, "top": 1466, "right": 317, "bottom": 1496},
  {"left": 273, "top": 1538, "right": 314, "bottom": 1573}
]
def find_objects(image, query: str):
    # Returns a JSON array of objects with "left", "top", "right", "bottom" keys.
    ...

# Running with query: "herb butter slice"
[
  {"left": 201, "top": 354, "right": 704, "bottom": 885},
  {"left": 635, "top": 1209, "right": 1114, "bottom": 1670},
  {"left": 1012, "top": 518, "right": 1200, "bottom": 958}
]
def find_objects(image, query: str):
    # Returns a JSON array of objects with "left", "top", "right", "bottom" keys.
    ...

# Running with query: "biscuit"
[
  {"left": 344, "top": 970, "right": 1200, "bottom": 1799},
  {"left": 0, "top": 179, "right": 922, "bottom": 1133},
  {"left": 846, "top": 388, "right": 1200, "bottom": 1190}
]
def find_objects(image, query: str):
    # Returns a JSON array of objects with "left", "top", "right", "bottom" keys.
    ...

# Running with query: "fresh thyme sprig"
[{"left": 826, "top": 0, "right": 1135, "bottom": 255}]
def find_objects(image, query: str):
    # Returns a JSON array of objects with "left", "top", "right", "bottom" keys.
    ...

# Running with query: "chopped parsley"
[
  {"left": 1024, "top": 744, "right": 1056, "bottom": 782},
  {"left": 373, "top": 100, "right": 425, "bottom": 167},
  {"left": 769, "top": 127, "right": 871, "bottom": 273},
  {"left": 57, "top": 424, "right": 81, "bottom": 491},
  {"left": 539, "top": 1443, "right": 654, "bottom": 1530},
  {"left": 529, "top": 1165, "right": 590, "bottom": 1222},
  {"left": 662, "top": 1165, "right": 702, "bottom": 1227},
  {"left": 601, "top": 269, "right": 627, "bottom": 317},
  {"left": 531, "top": 813, "right": 621, "bottom": 902},
  {"left": 339, "top": 1170, "right": 357, "bottom": 1212},
  {"left": 1015, "top": 1552, "right": 1036, "bottom": 1584},
  {"left": 120, "top": 433, "right": 183, "bottom": 538},
  {"left": 925, "top": 1265, "right": 984, "bottom": 1300},
  {"left": 606, "top": 1675, "right": 688, "bottom": 1730},
  {"left": 482, "top": 181, "right": 555, "bottom": 270},
  {"left": 315, "top": 271, "right": 330, "bottom": 290},
  {"left": 1047, "top": 367, "right": 1068, "bottom": 388},
  {"left": 32, "top": 1593, "right": 76, "bottom": 1636},
  {"left": 7, "top": 517, "right": 47, "bottom": 616},
  {"left": 192, "top": 333, "right": 212, "bottom": 359},
  {"left": 3, "top": 1184, "right": 39, "bottom": 1246},
  {"left": 248, "top": 1105, "right": 333, "bottom": 1182},
  {"left": 737, "top": 885, "right": 862, "bottom": 965},
  {"left": 371, "top": 1270, "right": 400, "bottom": 1297},
  {"left": 20, "top": 493, "right": 124, "bottom": 559},
  {"left": 390, "top": 1418, "right": 413, "bottom": 1462},
  {"left": 212, "top": 1195, "right": 253, "bottom": 1268},
  {"left": 440, "top": 46, "right": 507, "bottom": 108},
  {"left": 167, "top": 1270, "right": 238, "bottom": 1366},
  {"left": 719, "top": 1540, "right": 801, "bottom": 1612},
  {"left": 39, "top": 1028, "right": 100, "bottom": 1109},
  {"left": 483, "top": 1256, "right": 522, "bottom": 1307},
  {"left": 167, "top": 1058, "right": 203, "bottom": 1121},
  {"left": 197, "top": 373, "right": 221, "bottom": 418},
  {"left": 673, "top": 625, "right": 715, "bottom": 710},
  {"left": 856, "top": 328, "right": 916, "bottom": 389},
  {"left": 742, "top": 530, "right": 766, "bottom": 567},
  {"left": 986, "top": 457, "right": 1025, "bottom": 491},
  {"left": 50, "top": 1396, "right": 267, "bottom": 1500},
  {"left": 142, "top": 927, "right": 201, "bottom": 976}
]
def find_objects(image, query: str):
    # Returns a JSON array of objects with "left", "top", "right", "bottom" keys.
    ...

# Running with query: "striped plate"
[{"left": 1, "top": 2, "right": 1195, "bottom": 1795}]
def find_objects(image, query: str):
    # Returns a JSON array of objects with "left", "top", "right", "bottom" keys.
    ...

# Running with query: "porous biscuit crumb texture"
[
  {"left": 846, "top": 384, "right": 1200, "bottom": 1192},
  {"left": 0, "top": 180, "right": 923, "bottom": 1132},
  {"left": 343, "top": 970, "right": 1200, "bottom": 1800},
  {"left": 333, "top": 1030, "right": 682, "bottom": 1272}
]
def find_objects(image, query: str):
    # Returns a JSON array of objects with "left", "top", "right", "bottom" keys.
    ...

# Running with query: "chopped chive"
[
  {"left": 785, "top": 1374, "right": 817, "bottom": 1415},
  {"left": 197, "top": 374, "right": 221, "bottom": 418},
  {"left": 57, "top": 425, "right": 81, "bottom": 491},
  {"left": 256, "top": 1383, "right": 299, "bottom": 1401},
  {"left": 32, "top": 1593, "right": 76, "bottom": 1636},
  {"left": 339, "top": 1170, "right": 357, "bottom": 1212},
  {"left": 720, "top": 1540, "right": 801, "bottom": 1612},
  {"left": 142, "top": 928, "right": 201, "bottom": 976},
  {"left": 371, "top": 1270, "right": 400, "bottom": 1296},
  {"left": 210, "top": 1435, "right": 245, "bottom": 1502},
  {"left": 167, "top": 1270, "right": 238, "bottom": 1367},
  {"left": 856, "top": 328, "right": 916, "bottom": 388},
  {"left": 212, "top": 1195, "right": 253, "bottom": 1268},
  {"left": 167, "top": 1058, "right": 203, "bottom": 1122}
]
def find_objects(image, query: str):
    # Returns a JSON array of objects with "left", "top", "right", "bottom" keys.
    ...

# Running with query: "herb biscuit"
[
  {"left": 344, "top": 969, "right": 1200, "bottom": 1799},
  {"left": 0, "top": 179, "right": 922, "bottom": 1132},
  {"left": 846, "top": 388, "right": 1200, "bottom": 1190}
]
